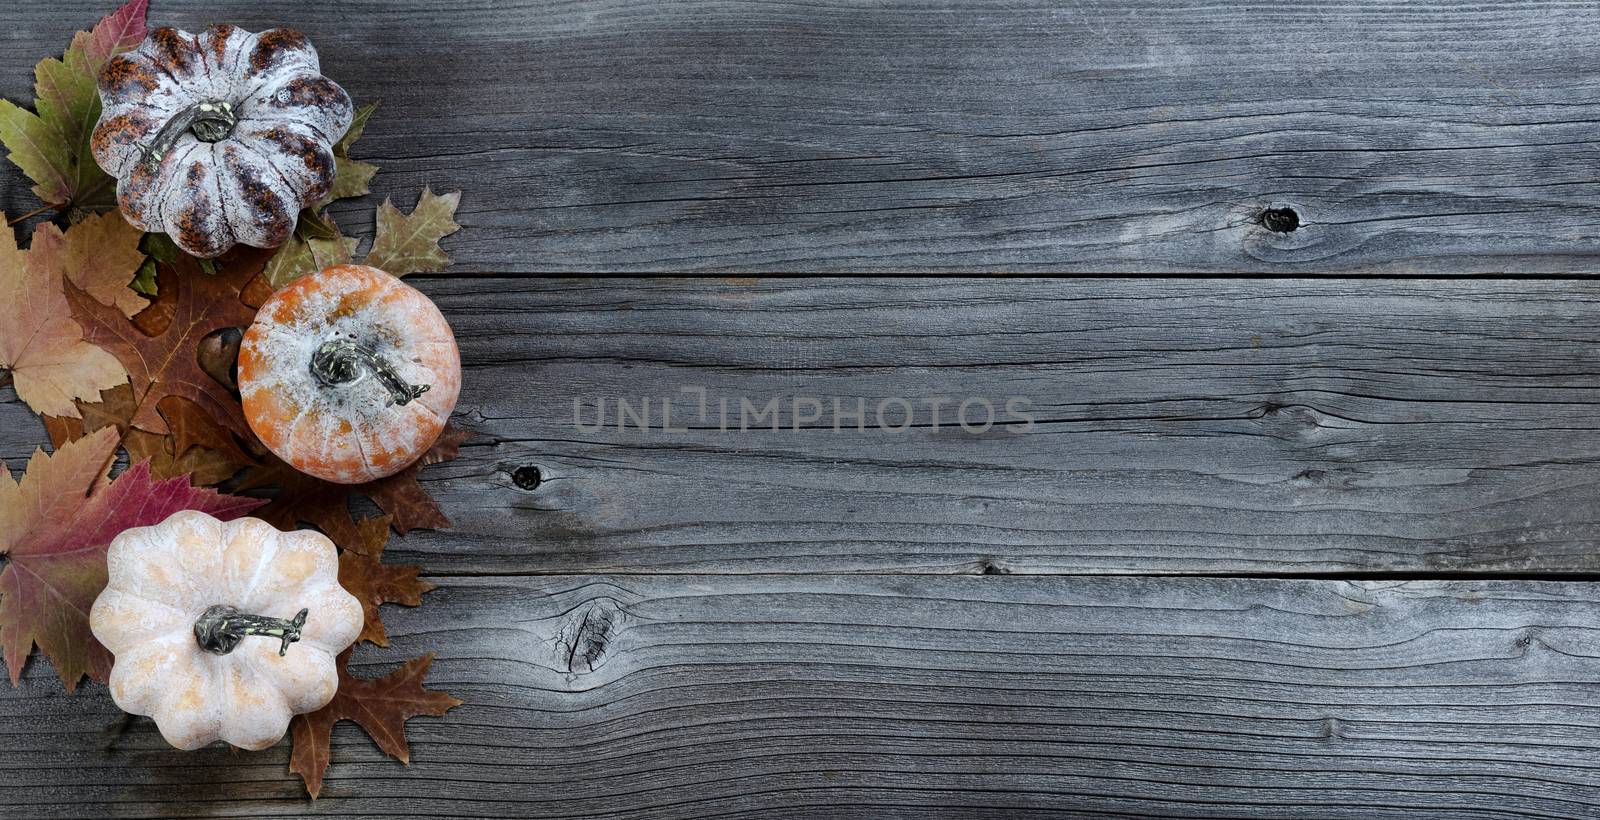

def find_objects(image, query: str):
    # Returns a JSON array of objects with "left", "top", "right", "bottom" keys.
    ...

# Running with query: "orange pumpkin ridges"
[{"left": 239, "top": 264, "right": 462, "bottom": 484}]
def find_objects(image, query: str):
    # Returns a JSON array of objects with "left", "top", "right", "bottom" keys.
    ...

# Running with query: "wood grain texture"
[
  {"left": 5, "top": 1, "right": 1600, "bottom": 813},
  {"left": 6, "top": 1, "right": 1600, "bottom": 272},
  {"left": 4, "top": 575, "right": 1600, "bottom": 818},
  {"left": 6, "top": 278, "right": 1600, "bottom": 575}
]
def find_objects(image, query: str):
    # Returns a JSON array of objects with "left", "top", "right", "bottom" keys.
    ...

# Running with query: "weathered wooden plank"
[
  {"left": 7, "top": 278, "right": 1600, "bottom": 574},
  {"left": 6, "top": 1, "right": 1600, "bottom": 273},
  {"left": 2, "top": 575, "right": 1599, "bottom": 818}
]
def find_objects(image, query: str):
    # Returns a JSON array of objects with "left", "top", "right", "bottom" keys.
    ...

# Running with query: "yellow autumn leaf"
[
  {"left": 0, "top": 217, "right": 134, "bottom": 418},
  {"left": 50, "top": 211, "right": 148, "bottom": 317}
]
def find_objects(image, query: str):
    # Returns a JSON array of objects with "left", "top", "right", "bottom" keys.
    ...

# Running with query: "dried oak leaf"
[
  {"left": 65, "top": 246, "right": 270, "bottom": 438},
  {"left": 44, "top": 386, "right": 251, "bottom": 487},
  {"left": 161, "top": 392, "right": 255, "bottom": 468},
  {"left": 0, "top": 427, "right": 264, "bottom": 690},
  {"left": 239, "top": 425, "right": 470, "bottom": 551},
  {"left": 364, "top": 187, "right": 461, "bottom": 276},
  {"left": 327, "top": 157, "right": 379, "bottom": 206},
  {"left": 0, "top": 219, "right": 134, "bottom": 418},
  {"left": 339, "top": 516, "right": 435, "bottom": 646},
  {"left": 290, "top": 649, "right": 461, "bottom": 799},
  {"left": 0, "top": 0, "right": 147, "bottom": 210}
]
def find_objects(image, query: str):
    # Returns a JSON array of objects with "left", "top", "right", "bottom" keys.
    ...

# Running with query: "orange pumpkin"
[{"left": 239, "top": 265, "right": 460, "bottom": 483}]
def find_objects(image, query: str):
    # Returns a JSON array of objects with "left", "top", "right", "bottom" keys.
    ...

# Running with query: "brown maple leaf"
[
  {"left": 43, "top": 386, "right": 252, "bottom": 487},
  {"left": 0, "top": 427, "right": 265, "bottom": 690},
  {"left": 160, "top": 392, "right": 254, "bottom": 462},
  {"left": 65, "top": 247, "right": 269, "bottom": 439},
  {"left": 339, "top": 517, "right": 435, "bottom": 646},
  {"left": 239, "top": 425, "right": 470, "bottom": 551},
  {"left": 289, "top": 649, "right": 460, "bottom": 798}
]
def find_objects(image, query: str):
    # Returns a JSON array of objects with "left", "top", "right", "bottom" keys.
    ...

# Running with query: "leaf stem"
[
  {"left": 74, "top": 175, "right": 113, "bottom": 208},
  {"left": 5, "top": 204, "right": 58, "bottom": 226},
  {"left": 3, "top": 171, "right": 116, "bottom": 227}
]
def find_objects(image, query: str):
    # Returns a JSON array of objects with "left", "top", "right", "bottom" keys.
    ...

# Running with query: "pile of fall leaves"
[{"left": 0, "top": 0, "right": 465, "bottom": 798}]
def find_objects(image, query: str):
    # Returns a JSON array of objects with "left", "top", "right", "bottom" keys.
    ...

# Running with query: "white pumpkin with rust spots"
[
  {"left": 93, "top": 25, "right": 352, "bottom": 258},
  {"left": 89, "top": 510, "right": 363, "bottom": 750}
]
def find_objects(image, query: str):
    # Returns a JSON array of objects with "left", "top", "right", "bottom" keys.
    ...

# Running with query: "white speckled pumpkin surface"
[{"left": 93, "top": 24, "right": 352, "bottom": 258}]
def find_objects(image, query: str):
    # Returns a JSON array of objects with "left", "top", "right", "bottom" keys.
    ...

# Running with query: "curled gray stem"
[
  {"left": 193, "top": 605, "right": 307, "bottom": 656},
  {"left": 140, "top": 100, "right": 238, "bottom": 171},
  {"left": 310, "top": 338, "right": 431, "bottom": 407}
]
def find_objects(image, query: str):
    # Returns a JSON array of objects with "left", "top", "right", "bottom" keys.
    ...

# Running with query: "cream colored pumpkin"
[{"left": 89, "top": 510, "right": 362, "bottom": 750}]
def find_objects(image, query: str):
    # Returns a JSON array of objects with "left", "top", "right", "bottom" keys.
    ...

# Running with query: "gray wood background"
[
  {"left": 9, "top": 0, "right": 1600, "bottom": 274},
  {"left": 5, "top": 1, "right": 1600, "bottom": 818}
]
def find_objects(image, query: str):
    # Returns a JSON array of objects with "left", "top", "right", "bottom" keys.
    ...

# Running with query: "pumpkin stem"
[
  {"left": 310, "top": 338, "right": 432, "bottom": 407},
  {"left": 139, "top": 100, "right": 238, "bottom": 171},
  {"left": 194, "top": 605, "right": 308, "bottom": 656}
]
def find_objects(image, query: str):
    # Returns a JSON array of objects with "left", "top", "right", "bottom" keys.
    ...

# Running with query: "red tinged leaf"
[
  {"left": 290, "top": 649, "right": 461, "bottom": 798},
  {"left": 66, "top": 247, "right": 269, "bottom": 439},
  {"left": 0, "top": 428, "right": 265, "bottom": 690},
  {"left": 0, "top": 0, "right": 148, "bottom": 211},
  {"left": 79, "top": 0, "right": 149, "bottom": 65}
]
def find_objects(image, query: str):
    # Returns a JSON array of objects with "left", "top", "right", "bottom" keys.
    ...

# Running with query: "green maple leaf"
[
  {"left": 129, "top": 232, "right": 177, "bottom": 296},
  {"left": 317, "top": 102, "right": 379, "bottom": 207},
  {"left": 263, "top": 232, "right": 359, "bottom": 290},
  {"left": 0, "top": 0, "right": 148, "bottom": 212},
  {"left": 365, "top": 187, "right": 462, "bottom": 276}
]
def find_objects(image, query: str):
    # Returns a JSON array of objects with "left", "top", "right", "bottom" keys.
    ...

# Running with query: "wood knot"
[
  {"left": 1259, "top": 206, "right": 1300, "bottom": 233},
  {"left": 1289, "top": 468, "right": 1355, "bottom": 490},
  {"left": 1252, "top": 402, "right": 1332, "bottom": 437},
  {"left": 511, "top": 465, "right": 542, "bottom": 491},
  {"left": 977, "top": 558, "right": 1010, "bottom": 575},
  {"left": 557, "top": 598, "right": 624, "bottom": 675},
  {"left": 1238, "top": 200, "right": 1327, "bottom": 263}
]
